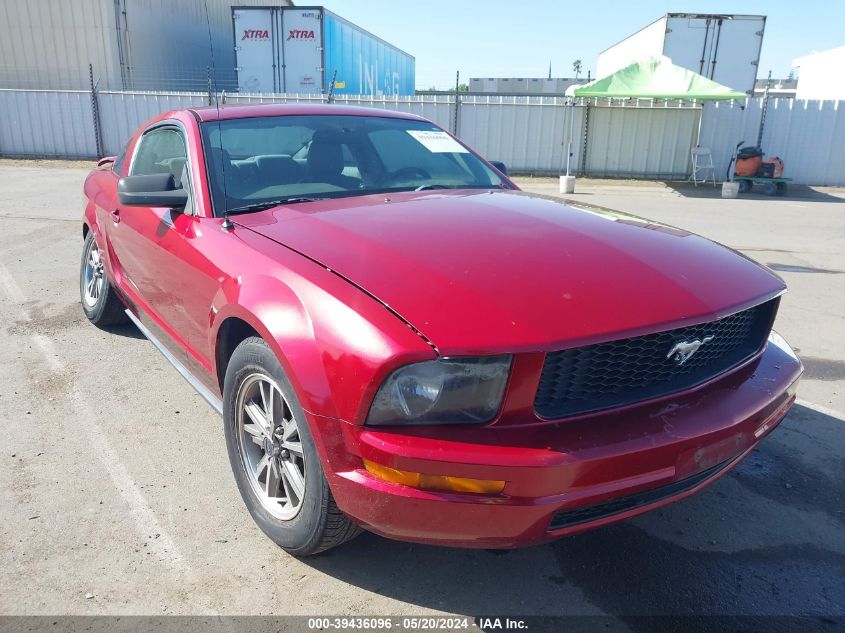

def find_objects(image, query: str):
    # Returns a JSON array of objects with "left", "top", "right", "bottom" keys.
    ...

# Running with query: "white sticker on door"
[{"left": 407, "top": 130, "right": 469, "bottom": 153}]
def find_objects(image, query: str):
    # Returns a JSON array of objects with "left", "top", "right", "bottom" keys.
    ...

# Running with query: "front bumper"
[{"left": 315, "top": 332, "right": 802, "bottom": 548}]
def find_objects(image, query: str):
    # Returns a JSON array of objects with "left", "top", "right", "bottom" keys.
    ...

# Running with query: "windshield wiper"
[
  {"left": 414, "top": 184, "right": 451, "bottom": 191},
  {"left": 225, "top": 197, "right": 325, "bottom": 215}
]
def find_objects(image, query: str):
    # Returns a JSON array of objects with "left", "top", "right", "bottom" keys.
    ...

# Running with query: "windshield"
[{"left": 200, "top": 115, "right": 509, "bottom": 215}]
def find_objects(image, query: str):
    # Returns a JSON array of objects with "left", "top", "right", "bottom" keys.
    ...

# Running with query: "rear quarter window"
[{"left": 112, "top": 144, "right": 128, "bottom": 175}]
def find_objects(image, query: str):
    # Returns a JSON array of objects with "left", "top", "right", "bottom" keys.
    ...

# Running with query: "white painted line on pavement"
[
  {"left": 31, "top": 333, "right": 65, "bottom": 372},
  {"left": 796, "top": 399, "right": 845, "bottom": 422},
  {"left": 0, "top": 259, "right": 188, "bottom": 570},
  {"left": 0, "top": 260, "right": 27, "bottom": 305},
  {"left": 68, "top": 389, "right": 187, "bottom": 568}
]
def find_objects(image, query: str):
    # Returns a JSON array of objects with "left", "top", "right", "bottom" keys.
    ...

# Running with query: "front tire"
[
  {"left": 222, "top": 337, "right": 361, "bottom": 555},
  {"left": 80, "top": 231, "right": 127, "bottom": 326}
]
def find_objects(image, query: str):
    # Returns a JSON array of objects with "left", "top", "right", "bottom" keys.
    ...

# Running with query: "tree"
[
  {"left": 572, "top": 59, "right": 583, "bottom": 79},
  {"left": 457, "top": 83, "right": 469, "bottom": 92}
]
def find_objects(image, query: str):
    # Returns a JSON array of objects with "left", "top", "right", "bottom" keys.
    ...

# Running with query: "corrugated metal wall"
[
  {"left": 0, "top": 0, "right": 117, "bottom": 90},
  {"left": 0, "top": 89, "right": 97, "bottom": 157},
  {"left": 122, "top": 0, "right": 294, "bottom": 91},
  {"left": 98, "top": 91, "right": 210, "bottom": 154},
  {"left": 458, "top": 96, "right": 584, "bottom": 173},
  {"left": 99, "top": 93, "right": 455, "bottom": 155},
  {"left": 221, "top": 94, "right": 454, "bottom": 131},
  {"left": 699, "top": 99, "right": 845, "bottom": 186},
  {"left": 583, "top": 104, "right": 700, "bottom": 178},
  {"left": 2, "top": 89, "right": 845, "bottom": 187},
  {"left": 0, "top": 0, "right": 293, "bottom": 91}
]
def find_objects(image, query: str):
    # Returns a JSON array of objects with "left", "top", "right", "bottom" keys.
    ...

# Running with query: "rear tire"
[
  {"left": 737, "top": 180, "right": 752, "bottom": 194},
  {"left": 222, "top": 337, "right": 361, "bottom": 555},
  {"left": 80, "top": 231, "right": 127, "bottom": 326}
]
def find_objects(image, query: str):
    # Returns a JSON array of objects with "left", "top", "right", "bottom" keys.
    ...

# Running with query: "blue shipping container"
[
  {"left": 322, "top": 9, "right": 415, "bottom": 96},
  {"left": 233, "top": 6, "right": 415, "bottom": 95}
]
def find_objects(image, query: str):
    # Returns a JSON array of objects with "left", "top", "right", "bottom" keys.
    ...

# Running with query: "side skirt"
[{"left": 124, "top": 309, "right": 224, "bottom": 416}]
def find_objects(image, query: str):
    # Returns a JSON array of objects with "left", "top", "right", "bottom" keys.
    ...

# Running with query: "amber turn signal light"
[{"left": 363, "top": 459, "right": 505, "bottom": 494}]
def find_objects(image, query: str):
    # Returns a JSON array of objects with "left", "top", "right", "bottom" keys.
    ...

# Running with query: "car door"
[
  {"left": 107, "top": 125, "right": 186, "bottom": 304},
  {"left": 106, "top": 124, "right": 218, "bottom": 371}
]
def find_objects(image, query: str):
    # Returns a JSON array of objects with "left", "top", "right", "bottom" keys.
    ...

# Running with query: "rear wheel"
[
  {"left": 222, "top": 337, "right": 361, "bottom": 555},
  {"left": 80, "top": 231, "right": 127, "bottom": 326},
  {"left": 763, "top": 181, "right": 778, "bottom": 196}
]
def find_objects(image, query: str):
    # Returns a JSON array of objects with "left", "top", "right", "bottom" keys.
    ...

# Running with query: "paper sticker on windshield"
[{"left": 407, "top": 130, "right": 469, "bottom": 153}]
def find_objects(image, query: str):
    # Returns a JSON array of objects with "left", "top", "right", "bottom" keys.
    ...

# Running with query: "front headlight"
[{"left": 366, "top": 355, "right": 512, "bottom": 426}]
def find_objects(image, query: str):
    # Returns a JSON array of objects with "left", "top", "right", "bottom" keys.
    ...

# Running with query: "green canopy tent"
[{"left": 562, "top": 56, "right": 746, "bottom": 177}]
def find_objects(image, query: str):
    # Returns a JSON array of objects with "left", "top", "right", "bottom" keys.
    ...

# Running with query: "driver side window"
[{"left": 131, "top": 127, "right": 194, "bottom": 213}]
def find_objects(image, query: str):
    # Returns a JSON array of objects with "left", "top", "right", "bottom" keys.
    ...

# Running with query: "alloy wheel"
[
  {"left": 82, "top": 238, "right": 105, "bottom": 308},
  {"left": 235, "top": 373, "right": 307, "bottom": 520}
]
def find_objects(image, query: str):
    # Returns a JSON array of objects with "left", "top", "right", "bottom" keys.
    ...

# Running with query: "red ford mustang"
[{"left": 81, "top": 103, "right": 802, "bottom": 555}]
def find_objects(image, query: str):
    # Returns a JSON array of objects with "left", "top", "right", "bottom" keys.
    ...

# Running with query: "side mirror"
[
  {"left": 97, "top": 156, "right": 116, "bottom": 167},
  {"left": 118, "top": 173, "right": 188, "bottom": 208},
  {"left": 489, "top": 160, "right": 508, "bottom": 176}
]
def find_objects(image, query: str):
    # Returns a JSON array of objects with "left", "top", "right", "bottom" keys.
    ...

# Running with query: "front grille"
[
  {"left": 548, "top": 457, "right": 733, "bottom": 531},
  {"left": 534, "top": 299, "right": 778, "bottom": 419}
]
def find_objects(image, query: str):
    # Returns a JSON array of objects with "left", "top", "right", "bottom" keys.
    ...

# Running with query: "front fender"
[
  {"left": 210, "top": 266, "right": 435, "bottom": 424},
  {"left": 211, "top": 274, "right": 330, "bottom": 417}
]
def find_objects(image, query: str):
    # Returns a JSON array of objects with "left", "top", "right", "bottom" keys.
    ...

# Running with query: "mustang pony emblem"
[{"left": 666, "top": 335, "right": 715, "bottom": 366}]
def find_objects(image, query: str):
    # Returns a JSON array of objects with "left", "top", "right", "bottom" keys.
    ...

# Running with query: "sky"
[{"left": 322, "top": 0, "right": 845, "bottom": 89}]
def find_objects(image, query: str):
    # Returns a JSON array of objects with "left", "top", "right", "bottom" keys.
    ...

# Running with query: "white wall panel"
[
  {"left": 584, "top": 105, "right": 699, "bottom": 178},
  {"left": 458, "top": 96, "right": 584, "bottom": 172},
  {"left": 98, "top": 91, "right": 208, "bottom": 154},
  {"left": 0, "top": 89, "right": 96, "bottom": 157},
  {"left": 224, "top": 93, "right": 455, "bottom": 131},
  {"left": 2, "top": 89, "right": 845, "bottom": 186},
  {"left": 698, "top": 99, "right": 845, "bottom": 186}
]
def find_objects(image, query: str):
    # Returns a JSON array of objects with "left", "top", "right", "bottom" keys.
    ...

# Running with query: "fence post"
[
  {"left": 207, "top": 66, "right": 214, "bottom": 106},
  {"left": 88, "top": 63, "right": 103, "bottom": 158},
  {"left": 326, "top": 69, "right": 337, "bottom": 104},
  {"left": 579, "top": 103, "right": 590, "bottom": 176},
  {"left": 452, "top": 71, "right": 461, "bottom": 136},
  {"left": 757, "top": 70, "right": 772, "bottom": 147}
]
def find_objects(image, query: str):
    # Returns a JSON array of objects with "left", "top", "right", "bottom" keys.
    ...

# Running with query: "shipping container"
[
  {"left": 0, "top": 0, "right": 293, "bottom": 91},
  {"left": 233, "top": 6, "right": 415, "bottom": 95},
  {"left": 597, "top": 13, "right": 766, "bottom": 95}
]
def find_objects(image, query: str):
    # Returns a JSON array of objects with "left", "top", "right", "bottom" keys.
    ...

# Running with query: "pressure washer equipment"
[{"left": 734, "top": 146, "right": 764, "bottom": 177}]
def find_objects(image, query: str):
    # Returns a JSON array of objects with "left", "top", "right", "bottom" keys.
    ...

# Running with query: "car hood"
[{"left": 234, "top": 190, "right": 784, "bottom": 354}]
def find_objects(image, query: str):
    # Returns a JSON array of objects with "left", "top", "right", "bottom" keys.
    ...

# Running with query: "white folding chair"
[{"left": 690, "top": 146, "right": 716, "bottom": 186}]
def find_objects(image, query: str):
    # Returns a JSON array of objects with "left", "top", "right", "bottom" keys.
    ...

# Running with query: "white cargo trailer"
[{"left": 597, "top": 14, "right": 766, "bottom": 95}]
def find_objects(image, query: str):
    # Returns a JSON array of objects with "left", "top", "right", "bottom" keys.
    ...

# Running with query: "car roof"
[{"left": 189, "top": 102, "right": 426, "bottom": 123}]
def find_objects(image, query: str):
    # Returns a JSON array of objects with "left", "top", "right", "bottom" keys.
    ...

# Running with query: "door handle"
[{"left": 111, "top": 209, "right": 121, "bottom": 224}]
